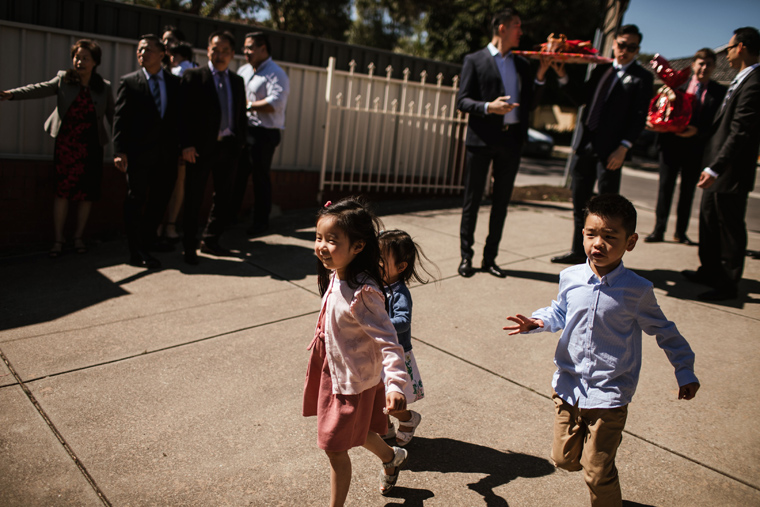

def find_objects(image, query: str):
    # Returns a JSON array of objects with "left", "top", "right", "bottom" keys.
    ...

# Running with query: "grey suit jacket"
[{"left": 8, "top": 70, "right": 115, "bottom": 146}]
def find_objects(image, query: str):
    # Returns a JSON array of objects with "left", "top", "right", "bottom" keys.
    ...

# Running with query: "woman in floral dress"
[{"left": 1, "top": 39, "right": 114, "bottom": 256}]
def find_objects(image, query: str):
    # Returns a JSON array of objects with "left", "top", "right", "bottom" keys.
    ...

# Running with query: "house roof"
[{"left": 646, "top": 45, "right": 738, "bottom": 86}]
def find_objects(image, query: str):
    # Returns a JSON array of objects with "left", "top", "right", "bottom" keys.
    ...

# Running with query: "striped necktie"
[{"left": 720, "top": 78, "right": 738, "bottom": 112}]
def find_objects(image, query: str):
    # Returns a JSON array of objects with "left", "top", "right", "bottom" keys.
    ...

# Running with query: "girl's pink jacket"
[{"left": 312, "top": 272, "right": 409, "bottom": 396}]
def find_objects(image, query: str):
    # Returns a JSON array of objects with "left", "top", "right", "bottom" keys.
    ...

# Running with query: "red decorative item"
[{"left": 647, "top": 54, "right": 694, "bottom": 133}]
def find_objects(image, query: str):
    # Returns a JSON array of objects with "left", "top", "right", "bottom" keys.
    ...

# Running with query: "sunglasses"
[
  {"left": 726, "top": 43, "right": 740, "bottom": 51},
  {"left": 615, "top": 41, "right": 640, "bottom": 52}
]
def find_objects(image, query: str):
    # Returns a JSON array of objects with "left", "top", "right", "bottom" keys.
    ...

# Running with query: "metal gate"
[{"left": 318, "top": 57, "right": 469, "bottom": 200}]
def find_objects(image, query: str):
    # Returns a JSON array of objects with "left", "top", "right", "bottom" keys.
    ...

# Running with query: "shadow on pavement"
[
  {"left": 0, "top": 238, "right": 316, "bottom": 331},
  {"left": 634, "top": 268, "right": 760, "bottom": 309},
  {"left": 391, "top": 437, "right": 555, "bottom": 506},
  {"left": 501, "top": 269, "right": 560, "bottom": 285}
]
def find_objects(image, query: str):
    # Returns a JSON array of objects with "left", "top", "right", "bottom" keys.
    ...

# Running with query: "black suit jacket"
[
  {"left": 690, "top": 80, "right": 727, "bottom": 144},
  {"left": 113, "top": 68, "right": 180, "bottom": 157},
  {"left": 702, "top": 66, "right": 760, "bottom": 194},
  {"left": 179, "top": 65, "right": 247, "bottom": 154},
  {"left": 568, "top": 61, "right": 653, "bottom": 160},
  {"left": 457, "top": 47, "right": 542, "bottom": 147}
]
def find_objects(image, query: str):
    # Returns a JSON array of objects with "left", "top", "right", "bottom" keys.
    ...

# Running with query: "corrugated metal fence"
[{"left": 0, "top": 20, "right": 328, "bottom": 173}]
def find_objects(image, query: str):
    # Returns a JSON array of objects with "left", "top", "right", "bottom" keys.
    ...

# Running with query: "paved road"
[{"left": 516, "top": 152, "right": 760, "bottom": 234}]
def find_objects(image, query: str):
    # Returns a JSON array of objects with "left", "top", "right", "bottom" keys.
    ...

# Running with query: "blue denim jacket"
[{"left": 385, "top": 280, "right": 412, "bottom": 352}]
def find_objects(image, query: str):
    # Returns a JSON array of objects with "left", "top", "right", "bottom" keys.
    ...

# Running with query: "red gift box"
[{"left": 647, "top": 54, "right": 694, "bottom": 133}]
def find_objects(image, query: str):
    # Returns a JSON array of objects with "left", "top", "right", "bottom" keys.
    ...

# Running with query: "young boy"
[{"left": 504, "top": 194, "right": 700, "bottom": 507}]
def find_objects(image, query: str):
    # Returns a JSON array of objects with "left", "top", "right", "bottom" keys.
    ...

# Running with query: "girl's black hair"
[
  {"left": 316, "top": 196, "right": 385, "bottom": 297},
  {"left": 378, "top": 230, "right": 437, "bottom": 286}
]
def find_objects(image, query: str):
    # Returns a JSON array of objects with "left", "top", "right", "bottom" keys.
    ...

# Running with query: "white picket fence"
[{"left": 319, "top": 57, "right": 469, "bottom": 199}]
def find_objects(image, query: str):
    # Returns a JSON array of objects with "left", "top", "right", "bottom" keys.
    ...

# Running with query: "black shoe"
[
  {"left": 129, "top": 251, "right": 161, "bottom": 269},
  {"left": 183, "top": 249, "right": 199, "bottom": 265},
  {"left": 148, "top": 238, "right": 176, "bottom": 253},
  {"left": 551, "top": 252, "right": 586, "bottom": 264},
  {"left": 644, "top": 232, "right": 664, "bottom": 243},
  {"left": 482, "top": 261, "right": 508, "bottom": 278},
  {"left": 246, "top": 222, "right": 269, "bottom": 237},
  {"left": 697, "top": 288, "right": 737, "bottom": 302},
  {"left": 673, "top": 233, "right": 697, "bottom": 246},
  {"left": 681, "top": 269, "right": 712, "bottom": 286},
  {"left": 200, "top": 240, "right": 233, "bottom": 257},
  {"left": 458, "top": 258, "right": 475, "bottom": 277},
  {"left": 748, "top": 250, "right": 760, "bottom": 260}
]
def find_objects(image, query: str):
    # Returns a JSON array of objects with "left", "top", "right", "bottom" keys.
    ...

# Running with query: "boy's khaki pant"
[{"left": 551, "top": 392, "right": 628, "bottom": 507}]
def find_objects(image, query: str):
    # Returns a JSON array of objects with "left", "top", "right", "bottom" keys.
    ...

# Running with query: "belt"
[
  {"left": 501, "top": 123, "right": 519, "bottom": 132},
  {"left": 216, "top": 135, "right": 236, "bottom": 142}
]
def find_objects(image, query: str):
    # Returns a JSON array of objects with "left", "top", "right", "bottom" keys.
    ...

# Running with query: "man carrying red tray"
[{"left": 644, "top": 49, "right": 727, "bottom": 245}]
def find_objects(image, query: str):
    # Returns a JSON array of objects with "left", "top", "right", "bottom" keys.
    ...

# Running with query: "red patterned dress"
[{"left": 53, "top": 86, "right": 103, "bottom": 201}]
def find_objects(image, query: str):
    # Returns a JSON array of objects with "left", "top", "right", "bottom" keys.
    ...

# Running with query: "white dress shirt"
[{"left": 237, "top": 57, "right": 290, "bottom": 130}]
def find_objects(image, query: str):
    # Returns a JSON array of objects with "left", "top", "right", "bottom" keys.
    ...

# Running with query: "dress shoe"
[
  {"left": 681, "top": 269, "right": 712, "bottom": 287},
  {"left": 551, "top": 252, "right": 586, "bottom": 264},
  {"left": 697, "top": 289, "right": 737, "bottom": 302},
  {"left": 644, "top": 232, "right": 664, "bottom": 243},
  {"left": 148, "top": 238, "right": 175, "bottom": 253},
  {"left": 200, "top": 240, "right": 233, "bottom": 257},
  {"left": 482, "top": 261, "right": 508, "bottom": 278},
  {"left": 129, "top": 251, "right": 161, "bottom": 269},
  {"left": 246, "top": 222, "right": 269, "bottom": 237},
  {"left": 183, "top": 250, "right": 199, "bottom": 265},
  {"left": 673, "top": 233, "right": 697, "bottom": 246},
  {"left": 748, "top": 250, "right": 760, "bottom": 260},
  {"left": 458, "top": 258, "right": 475, "bottom": 277}
]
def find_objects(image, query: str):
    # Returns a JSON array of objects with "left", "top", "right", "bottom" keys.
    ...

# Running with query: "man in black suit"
[
  {"left": 550, "top": 25, "right": 654, "bottom": 264},
  {"left": 180, "top": 30, "right": 247, "bottom": 265},
  {"left": 456, "top": 7, "right": 546, "bottom": 278},
  {"left": 684, "top": 27, "right": 760, "bottom": 301},
  {"left": 113, "top": 35, "right": 181, "bottom": 269},
  {"left": 645, "top": 48, "right": 726, "bottom": 245}
]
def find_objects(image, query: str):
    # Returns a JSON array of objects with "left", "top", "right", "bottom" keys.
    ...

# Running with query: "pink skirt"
[{"left": 302, "top": 331, "right": 388, "bottom": 452}]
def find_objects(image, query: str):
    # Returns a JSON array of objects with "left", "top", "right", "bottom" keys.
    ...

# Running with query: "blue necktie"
[
  {"left": 217, "top": 72, "right": 230, "bottom": 132},
  {"left": 149, "top": 74, "right": 162, "bottom": 117}
]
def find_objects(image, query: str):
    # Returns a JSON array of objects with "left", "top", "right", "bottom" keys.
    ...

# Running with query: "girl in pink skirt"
[{"left": 303, "top": 197, "right": 411, "bottom": 506}]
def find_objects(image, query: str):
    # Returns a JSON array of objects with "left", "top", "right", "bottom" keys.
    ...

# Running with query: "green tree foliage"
[
  {"left": 118, "top": 0, "right": 352, "bottom": 41},
  {"left": 259, "top": 0, "right": 352, "bottom": 39},
  {"left": 422, "top": 0, "right": 604, "bottom": 64},
  {"left": 119, "top": 0, "right": 604, "bottom": 65},
  {"left": 347, "top": 0, "right": 432, "bottom": 51}
]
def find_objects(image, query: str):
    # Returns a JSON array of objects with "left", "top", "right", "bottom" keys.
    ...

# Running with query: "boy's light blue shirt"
[{"left": 529, "top": 260, "right": 698, "bottom": 409}]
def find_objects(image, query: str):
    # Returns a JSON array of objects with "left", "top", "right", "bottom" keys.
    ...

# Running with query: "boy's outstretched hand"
[
  {"left": 503, "top": 314, "right": 544, "bottom": 335},
  {"left": 678, "top": 382, "right": 700, "bottom": 400}
]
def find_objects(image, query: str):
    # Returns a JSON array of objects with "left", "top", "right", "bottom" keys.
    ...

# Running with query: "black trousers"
[
  {"left": 653, "top": 136, "right": 702, "bottom": 236},
  {"left": 698, "top": 190, "right": 748, "bottom": 292},
  {"left": 124, "top": 149, "right": 177, "bottom": 256},
  {"left": 231, "top": 126, "right": 281, "bottom": 228},
  {"left": 459, "top": 130, "right": 522, "bottom": 263},
  {"left": 569, "top": 146, "right": 622, "bottom": 254},
  {"left": 182, "top": 137, "right": 241, "bottom": 251}
]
